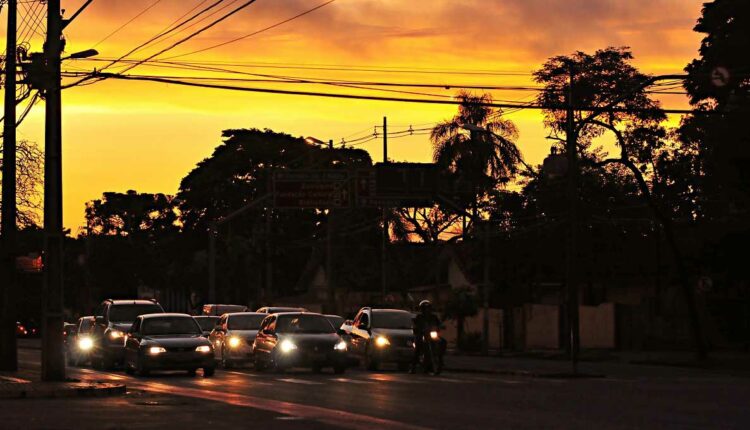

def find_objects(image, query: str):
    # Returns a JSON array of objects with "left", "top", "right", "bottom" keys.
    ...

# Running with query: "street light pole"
[
  {"left": 0, "top": 0, "right": 18, "bottom": 372},
  {"left": 41, "top": 0, "right": 65, "bottom": 381},
  {"left": 381, "top": 116, "right": 388, "bottom": 299}
]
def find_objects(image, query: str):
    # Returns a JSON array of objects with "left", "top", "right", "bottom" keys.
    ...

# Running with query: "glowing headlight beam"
[
  {"left": 334, "top": 341, "right": 347, "bottom": 351},
  {"left": 148, "top": 346, "right": 166, "bottom": 355},
  {"left": 78, "top": 337, "right": 94, "bottom": 351},
  {"left": 228, "top": 337, "right": 241, "bottom": 348},
  {"left": 429, "top": 331, "right": 439, "bottom": 340},
  {"left": 279, "top": 339, "right": 297, "bottom": 354},
  {"left": 195, "top": 345, "right": 211, "bottom": 353},
  {"left": 375, "top": 336, "right": 390, "bottom": 348}
]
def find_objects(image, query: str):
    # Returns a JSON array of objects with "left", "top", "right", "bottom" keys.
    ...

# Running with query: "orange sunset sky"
[{"left": 2, "top": 0, "right": 707, "bottom": 232}]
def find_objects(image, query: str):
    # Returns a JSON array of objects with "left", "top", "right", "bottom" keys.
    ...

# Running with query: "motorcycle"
[{"left": 418, "top": 327, "right": 444, "bottom": 375}]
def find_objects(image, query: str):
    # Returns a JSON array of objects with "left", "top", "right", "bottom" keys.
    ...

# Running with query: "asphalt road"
[{"left": 14, "top": 348, "right": 750, "bottom": 429}]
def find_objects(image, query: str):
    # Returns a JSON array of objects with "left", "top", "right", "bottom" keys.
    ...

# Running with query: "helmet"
[{"left": 418, "top": 300, "right": 432, "bottom": 312}]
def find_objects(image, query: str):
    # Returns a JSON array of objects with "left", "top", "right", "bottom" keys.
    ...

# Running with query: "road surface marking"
[
  {"left": 0, "top": 375, "right": 31, "bottom": 383},
  {"left": 333, "top": 378, "right": 373, "bottom": 384},
  {"left": 366, "top": 375, "right": 423, "bottom": 384},
  {"left": 129, "top": 380, "right": 430, "bottom": 430},
  {"left": 430, "top": 376, "right": 471, "bottom": 383},
  {"left": 277, "top": 378, "right": 324, "bottom": 385},
  {"left": 72, "top": 367, "right": 430, "bottom": 430}
]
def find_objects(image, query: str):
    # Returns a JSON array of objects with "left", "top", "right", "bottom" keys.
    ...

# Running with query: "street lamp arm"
[{"left": 62, "top": 0, "right": 94, "bottom": 30}]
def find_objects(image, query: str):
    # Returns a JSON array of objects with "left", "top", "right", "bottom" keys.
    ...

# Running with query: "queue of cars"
[{"left": 64, "top": 299, "right": 420, "bottom": 378}]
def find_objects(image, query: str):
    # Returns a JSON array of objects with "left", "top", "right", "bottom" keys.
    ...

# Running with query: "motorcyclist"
[{"left": 410, "top": 300, "right": 446, "bottom": 373}]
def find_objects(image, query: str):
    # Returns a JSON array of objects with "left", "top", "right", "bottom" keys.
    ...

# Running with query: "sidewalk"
[
  {"left": 444, "top": 350, "right": 750, "bottom": 378},
  {"left": 1, "top": 362, "right": 125, "bottom": 399}
]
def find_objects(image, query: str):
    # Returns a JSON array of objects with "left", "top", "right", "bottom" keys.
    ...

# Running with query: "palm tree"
[{"left": 431, "top": 91, "right": 524, "bottom": 232}]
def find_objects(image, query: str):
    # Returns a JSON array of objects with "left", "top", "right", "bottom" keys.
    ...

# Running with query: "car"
[
  {"left": 16, "top": 319, "right": 39, "bottom": 338},
  {"left": 345, "top": 307, "right": 415, "bottom": 371},
  {"left": 124, "top": 313, "right": 215, "bottom": 377},
  {"left": 208, "top": 312, "right": 266, "bottom": 368},
  {"left": 256, "top": 306, "right": 308, "bottom": 314},
  {"left": 91, "top": 299, "right": 164, "bottom": 369},
  {"left": 202, "top": 304, "right": 248, "bottom": 316},
  {"left": 324, "top": 314, "right": 346, "bottom": 330},
  {"left": 67, "top": 316, "right": 96, "bottom": 366},
  {"left": 253, "top": 312, "right": 348, "bottom": 374},
  {"left": 194, "top": 315, "right": 220, "bottom": 337}
]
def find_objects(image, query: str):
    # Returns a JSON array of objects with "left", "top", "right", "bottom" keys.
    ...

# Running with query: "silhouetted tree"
[
  {"left": 534, "top": 47, "right": 707, "bottom": 358},
  {"left": 0, "top": 140, "right": 43, "bottom": 227}
]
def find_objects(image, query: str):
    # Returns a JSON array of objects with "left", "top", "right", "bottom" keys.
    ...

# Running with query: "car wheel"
[
  {"left": 203, "top": 367, "right": 215, "bottom": 377},
  {"left": 397, "top": 362, "right": 410, "bottom": 372},
  {"left": 311, "top": 365, "right": 322, "bottom": 374},
  {"left": 187, "top": 369, "right": 197, "bottom": 377},
  {"left": 136, "top": 357, "right": 150, "bottom": 377},
  {"left": 102, "top": 354, "right": 116, "bottom": 370},
  {"left": 364, "top": 347, "right": 379, "bottom": 371},
  {"left": 124, "top": 362, "right": 134, "bottom": 375},
  {"left": 253, "top": 355, "right": 266, "bottom": 371},
  {"left": 66, "top": 353, "right": 75, "bottom": 366},
  {"left": 333, "top": 365, "right": 346, "bottom": 375},
  {"left": 221, "top": 346, "right": 233, "bottom": 369}
]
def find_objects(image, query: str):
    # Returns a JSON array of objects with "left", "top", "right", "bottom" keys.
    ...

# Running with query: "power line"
[
  {"left": 92, "top": 0, "right": 165, "bottom": 48},
  {"left": 163, "top": 0, "right": 337, "bottom": 60}
]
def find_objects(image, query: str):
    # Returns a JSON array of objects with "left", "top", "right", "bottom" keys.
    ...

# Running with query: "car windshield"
[
  {"left": 228, "top": 315, "right": 265, "bottom": 330},
  {"left": 195, "top": 317, "right": 219, "bottom": 331},
  {"left": 142, "top": 317, "right": 201, "bottom": 335},
  {"left": 269, "top": 307, "right": 304, "bottom": 313},
  {"left": 79, "top": 319, "right": 93, "bottom": 332},
  {"left": 109, "top": 304, "right": 163, "bottom": 323},
  {"left": 326, "top": 316, "right": 345, "bottom": 329},
  {"left": 276, "top": 315, "right": 334, "bottom": 334},
  {"left": 372, "top": 311, "right": 414, "bottom": 330}
]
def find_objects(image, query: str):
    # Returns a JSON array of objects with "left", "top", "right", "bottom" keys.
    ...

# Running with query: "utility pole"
[
  {"left": 208, "top": 223, "right": 217, "bottom": 303},
  {"left": 264, "top": 208, "right": 272, "bottom": 303},
  {"left": 41, "top": 0, "right": 66, "bottom": 381},
  {"left": 565, "top": 66, "right": 580, "bottom": 375},
  {"left": 381, "top": 116, "right": 388, "bottom": 299},
  {"left": 481, "top": 221, "right": 490, "bottom": 355},
  {"left": 326, "top": 209, "right": 334, "bottom": 312},
  {"left": 0, "top": 0, "right": 18, "bottom": 372}
]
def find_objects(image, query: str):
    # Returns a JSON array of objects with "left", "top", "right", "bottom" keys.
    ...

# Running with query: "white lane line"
[
  {"left": 0, "top": 375, "right": 31, "bottom": 383},
  {"left": 65, "top": 367, "right": 432, "bottom": 430},
  {"left": 366, "top": 375, "right": 424, "bottom": 384},
  {"left": 430, "top": 376, "right": 472, "bottom": 383},
  {"left": 333, "top": 378, "right": 373, "bottom": 384},
  {"left": 277, "top": 378, "right": 323, "bottom": 385}
]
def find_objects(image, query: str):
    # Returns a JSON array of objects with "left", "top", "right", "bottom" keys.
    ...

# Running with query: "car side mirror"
[
  {"left": 337, "top": 328, "right": 346, "bottom": 336},
  {"left": 95, "top": 316, "right": 104, "bottom": 325},
  {"left": 344, "top": 320, "right": 352, "bottom": 326},
  {"left": 357, "top": 322, "right": 368, "bottom": 330}
]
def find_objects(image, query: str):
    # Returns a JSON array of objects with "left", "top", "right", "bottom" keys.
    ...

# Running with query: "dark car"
[
  {"left": 345, "top": 307, "right": 415, "bottom": 371},
  {"left": 324, "top": 314, "right": 346, "bottom": 330},
  {"left": 194, "top": 316, "right": 220, "bottom": 337},
  {"left": 124, "top": 313, "right": 215, "bottom": 377},
  {"left": 253, "top": 312, "right": 348, "bottom": 374},
  {"left": 91, "top": 299, "right": 164, "bottom": 369},
  {"left": 256, "top": 306, "right": 308, "bottom": 314},
  {"left": 202, "top": 304, "right": 248, "bottom": 316},
  {"left": 16, "top": 319, "right": 39, "bottom": 338},
  {"left": 208, "top": 312, "right": 266, "bottom": 368},
  {"left": 68, "top": 316, "right": 96, "bottom": 366}
]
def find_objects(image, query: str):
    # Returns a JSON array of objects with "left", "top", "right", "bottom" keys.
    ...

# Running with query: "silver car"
[{"left": 208, "top": 312, "right": 266, "bottom": 368}]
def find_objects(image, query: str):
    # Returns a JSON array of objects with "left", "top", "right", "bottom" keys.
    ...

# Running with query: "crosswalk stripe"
[{"left": 277, "top": 378, "right": 324, "bottom": 385}]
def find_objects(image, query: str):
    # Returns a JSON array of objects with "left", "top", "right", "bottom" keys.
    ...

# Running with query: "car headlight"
[
  {"left": 430, "top": 331, "right": 439, "bottom": 340},
  {"left": 375, "top": 336, "right": 390, "bottom": 348},
  {"left": 109, "top": 330, "right": 124, "bottom": 340},
  {"left": 78, "top": 337, "right": 94, "bottom": 351},
  {"left": 148, "top": 346, "right": 166, "bottom": 355},
  {"left": 195, "top": 345, "right": 211, "bottom": 353},
  {"left": 279, "top": 339, "right": 297, "bottom": 353},
  {"left": 228, "top": 337, "right": 241, "bottom": 348},
  {"left": 334, "top": 341, "right": 347, "bottom": 352}
]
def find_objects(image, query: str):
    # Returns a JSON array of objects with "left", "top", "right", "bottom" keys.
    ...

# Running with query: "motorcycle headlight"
[
  {"left": 148, "top": 346, "right": 166, "bottom": 355},
  {"left": 375, "top": 336, "right": 390, "bottom": 348},
  {"left": 195, "top": 345, "right": 211, "bottom": 353},
  {"left": 429, "top": 331, "right": 439, "bottom": 340},
  {"left": 279, "top": 339, "right": 297, "bottom": 354},
  {"left": 78, "top": 337, "right": 94, "bottom": 351},
  {"left": 228, "top": 337, "right": 241, "bottom": 348},
  {"left": 334, "top": 341, "right": 347, "bottom": 352}
]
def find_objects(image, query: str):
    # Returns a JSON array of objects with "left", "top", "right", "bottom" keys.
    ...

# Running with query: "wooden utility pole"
[
  {"left": 565, "top": 66, "right": 580, "bottom": 375},
  {"left": 381, "top": 116, "right": 388, "bottom": 298},
  {"left": 0, "top": 0, "right": 18, "bottom": 372},
  {"left": 41, "top": 0, "right": 66, "bottom": 381}
]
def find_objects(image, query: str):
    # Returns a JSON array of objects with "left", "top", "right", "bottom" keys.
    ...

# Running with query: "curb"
[{"left": 0, "top": 382, "right": 126, "bottom": 400}]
